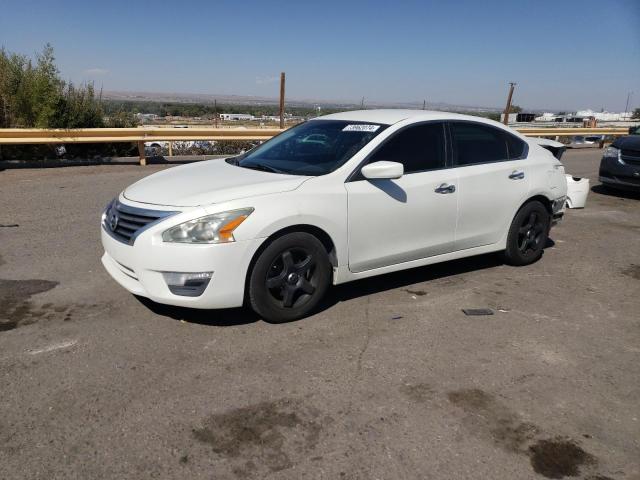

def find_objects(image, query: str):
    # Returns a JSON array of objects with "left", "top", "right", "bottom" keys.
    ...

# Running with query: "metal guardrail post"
[{"left": 137, "top": 141, "right": 146, "bottom": 166}]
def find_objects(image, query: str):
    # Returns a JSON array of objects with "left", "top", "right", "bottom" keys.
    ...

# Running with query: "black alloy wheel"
[
  {"left": 504, "top": 200, "right": 550, "bottom": 266},
  {"left": 517, "top": 210, "right": 546, "bottom": 256},
  {"left": 249, "top": 232, "right": 331, "bottom": 323},
  {"left": 265, "top": 248, "right": 317, "bottom": 308}
]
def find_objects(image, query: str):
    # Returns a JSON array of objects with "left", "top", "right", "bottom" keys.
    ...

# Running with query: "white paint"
[
  {"left": 101, "top": 109, "right": 567, "bottom": 313},
  {"left": 28, "top": 340, "right": 77, "bottom": 355}
]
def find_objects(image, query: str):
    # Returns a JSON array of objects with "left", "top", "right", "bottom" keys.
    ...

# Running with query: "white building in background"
[
  {"left": 575, "top": 110, "right": 633, "bottom": 121},
  {"left": 219, "top": 113, "right": 256, "bottom": 121},
  {"left": 135, "top": 113, "right": 158, "bottom": 122},
  {"left": 535, "top": 110, "right": 634, "bottom": 122},
  {"left": 535, "top": 113, "right": 559, "bottom": 122}
]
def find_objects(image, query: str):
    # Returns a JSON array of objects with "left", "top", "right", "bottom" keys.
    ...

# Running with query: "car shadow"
[
  {"left": 591, "top": 184, "right": 640, "bottom": 200},
  {"left": 135, "top": 245, "right": 555, "bottom": 325},
  {"left": 369, "top": 179, "right": 407, "bottom": 202},
  {"left": 134, "top": 295, "right": 260, "bottom": 327},
  {"left": 318, "top": 252, "right": 505, "bottom": 310}
]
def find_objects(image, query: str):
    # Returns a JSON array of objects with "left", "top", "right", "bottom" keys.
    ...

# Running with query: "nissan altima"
[{"left": 101, "top": 110, "right": 567, "bottom": 322}]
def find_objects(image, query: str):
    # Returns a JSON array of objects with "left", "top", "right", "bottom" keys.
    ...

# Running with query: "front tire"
[
  {"left": 248, "top": 232, "right": 331, "bottom": 323},
  {"left": 504, "top": 201, "right": 550, "bottom": 266}
]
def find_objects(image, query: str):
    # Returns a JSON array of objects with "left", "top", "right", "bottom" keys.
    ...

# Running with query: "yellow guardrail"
[
  {"left": 0, "top": 127, "right": 282, "bottom": 143},
  {"left": 0, "top": 127, "right": 283, "bottom": 165},
  {"left": 516, "top": 128, "right": 629, "bottom": 136},
  {"left": 0, "top": 126, "right": 631, "bottom": 165}
]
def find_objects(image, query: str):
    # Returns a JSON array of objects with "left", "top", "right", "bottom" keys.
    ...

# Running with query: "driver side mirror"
[{"left": 361, "top": 161, "right": 404, "bottom": 180}]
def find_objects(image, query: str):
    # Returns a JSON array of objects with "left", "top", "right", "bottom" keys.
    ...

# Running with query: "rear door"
[
  {"left": 346, "top": 122, "right": 458, "bottom": 272},
  {"left": 449, "top": 121, "right": 530, "bottom": 250}
]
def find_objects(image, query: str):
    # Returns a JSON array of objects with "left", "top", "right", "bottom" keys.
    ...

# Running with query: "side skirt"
[{"left": 334, "top": 241, "right": 506, "bottom": 285}]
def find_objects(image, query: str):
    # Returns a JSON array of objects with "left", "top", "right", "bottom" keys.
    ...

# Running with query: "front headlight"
[
  {"left": 162, "top": 208, "right": 254, "bottom": 244},
  {"left": 603, "top": 146, "right": 620, "bottom": 161}
]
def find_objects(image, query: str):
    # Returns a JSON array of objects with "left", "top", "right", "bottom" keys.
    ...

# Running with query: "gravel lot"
[{"left": 1, "top": 149, "right": 638, "bottom": 480}]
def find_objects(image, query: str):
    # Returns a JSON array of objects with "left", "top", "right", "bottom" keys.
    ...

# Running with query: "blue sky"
[{"left": 1, "top": 0, "right": 639, "bottom": 111}]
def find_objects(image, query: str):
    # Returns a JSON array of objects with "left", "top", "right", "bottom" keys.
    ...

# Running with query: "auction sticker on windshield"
[{"left": 342, "top": 124, "right": 380, "bottom": 132}]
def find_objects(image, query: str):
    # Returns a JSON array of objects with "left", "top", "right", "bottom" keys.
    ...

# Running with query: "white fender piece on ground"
[{"left": 565, "top": 175, "right": 590, "bottom": 208}]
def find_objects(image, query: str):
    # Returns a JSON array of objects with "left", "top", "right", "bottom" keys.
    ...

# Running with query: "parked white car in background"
[{"left": 101, "top": 110, "right": 567, "bottom": 322}]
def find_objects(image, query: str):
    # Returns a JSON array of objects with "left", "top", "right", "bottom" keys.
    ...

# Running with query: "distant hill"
[{"left": 101, "top": 90, "right": 505, "bottom": 113}]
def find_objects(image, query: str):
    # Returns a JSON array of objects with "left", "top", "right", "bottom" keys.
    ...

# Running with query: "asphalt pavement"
[{"left": 1, "top": 149, "right": 638, "bottom": 480}]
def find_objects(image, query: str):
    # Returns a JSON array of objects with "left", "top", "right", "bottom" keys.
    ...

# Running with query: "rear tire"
[
  {"left": 248, "top": 232, "right": 331, "bottom": 323},
  {"left": 504, "top": 201, "right": 550, "bottom": 266},
  {"left": 150, "top": 143, "right": 163, "bottom": 157}
]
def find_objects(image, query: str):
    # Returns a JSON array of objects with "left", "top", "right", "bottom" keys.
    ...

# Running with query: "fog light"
[{"left": 162, "top": 271, "right": 212, "bottom": 297}]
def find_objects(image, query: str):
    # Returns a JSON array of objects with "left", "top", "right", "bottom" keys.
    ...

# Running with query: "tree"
[
  {"left": 0, "top": 44, "right": 110, "bottom": 129},
  {"left": 0, "top": 44, "right": 142, "bottom": 159},
  {"left": 508, "top": 104, "right": 523, "bottom": 113},
  {"left": 632, "top": 108, "right": 640, "bottom": 119}
]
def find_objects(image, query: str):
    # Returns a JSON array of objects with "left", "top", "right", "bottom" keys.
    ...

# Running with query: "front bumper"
[
  {"left": 599, "top": 175, "right": 640, "bottom": 191},
  {"left": 599, "top": 157, "right": 640, "bottom": 191},
  {"left": 101, "top": 225, "right": 263, "bottom": 309}
]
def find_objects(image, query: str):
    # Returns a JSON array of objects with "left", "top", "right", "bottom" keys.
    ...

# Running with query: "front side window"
[
  {"left": 235, "top": 120, "right": 387, "bottom": 176},
  {"left": 451, "top": 122, "right": 527, "bottom": 166},
  {"left": 367, "top": 122, "right": 446, "bottom": 174}
]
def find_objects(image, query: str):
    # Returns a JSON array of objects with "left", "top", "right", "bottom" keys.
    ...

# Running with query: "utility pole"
[
  {"left": 503, "top": 82, "right": 516, "bottom": 125},
  {"left": 360, "top": 97, "right": 365, "bottom": 109},
  {"left": 279, "top": 72, "right": 285, "bottom": 129},
  {"left": 423, "top": 99, "right": 426, "bottom": 110},
  {"left": 214, "top": 99, "right": 218, "bottom": 128},
  {"left": 624, "top": 91, "right": 633, "bottom": 115}
]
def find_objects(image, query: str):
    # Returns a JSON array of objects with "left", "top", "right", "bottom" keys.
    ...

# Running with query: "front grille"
[
  {"left": 104, "top": 200, "right": 178, "bottom": 245},
  {"left": 621, "top": 149, "right": 640, "bottom": 166}
]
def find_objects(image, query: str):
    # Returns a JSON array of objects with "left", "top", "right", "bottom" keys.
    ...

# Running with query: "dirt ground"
[{"left": 0, "top": 149, "right": 638, "bottom": 479}]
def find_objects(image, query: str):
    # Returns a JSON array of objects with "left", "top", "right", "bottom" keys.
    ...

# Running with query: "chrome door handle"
[
  {"left": 509, "top": 170, "right": 525, "bottom": 180},
  {"left": 435, "top": 183, "right": 456, "bottom": 194}
]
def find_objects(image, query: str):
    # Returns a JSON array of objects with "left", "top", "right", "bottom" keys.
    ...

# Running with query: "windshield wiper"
[{"left": 241, "top": 163, "right": 286, "bottom": 174}]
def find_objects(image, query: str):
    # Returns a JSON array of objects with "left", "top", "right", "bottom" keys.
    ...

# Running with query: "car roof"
[{"left": 313, "top": 109, "right": 490, "bottom": 126}]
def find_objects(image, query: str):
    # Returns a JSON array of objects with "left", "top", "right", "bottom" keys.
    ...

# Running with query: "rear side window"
[
  {"left": 505, "top": 131, "right": 527, "bottom": 158},
  {"left": 368, "top": 122, "right": 446, "bottom": 173},
  {"left": 450, "top": 122, "right": 527, "bottom": 166}
]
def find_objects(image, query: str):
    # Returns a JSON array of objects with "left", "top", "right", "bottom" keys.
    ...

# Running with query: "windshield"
[{"left": 235, "top": 120, "right": 387, "bottom": 176}]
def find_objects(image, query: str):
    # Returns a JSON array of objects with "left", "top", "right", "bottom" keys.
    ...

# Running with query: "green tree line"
[
  {"left": 0, "top": 44, "right": 137, "bottom": 129},
  {"left": 0, "top": 44, "right": 138, "bottom": 159},
  {"left": 102, "top": 100, "right": 341, "bottom": 119}
]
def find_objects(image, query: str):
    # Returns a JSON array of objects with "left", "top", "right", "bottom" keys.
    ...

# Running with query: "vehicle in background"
[
  {"left": 599, "top": 135, "right": 640, "bottom": 191},
  {"left": 101, "top": 110, "right": 567, "bottom": 322},
  {"left": 144, "top": 126, "right": 201, "bottom": 156},
  {"left": 566, "top": 135, "right": 604, "bottom": 148},
  {"left": 144, "top": 140, "right": 219, "bottom": 157}
]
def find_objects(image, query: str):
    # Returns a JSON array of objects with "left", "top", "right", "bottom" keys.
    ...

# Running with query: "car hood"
[
  {"left": 613, "top": 135, "right": 640, "bottom": 150},
  {"left": 123, "top": 159, "right": 309, "bottom": 207}
]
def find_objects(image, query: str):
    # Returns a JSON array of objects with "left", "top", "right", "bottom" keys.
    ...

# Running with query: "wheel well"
[
  {"left": 520, "top": 195, "right": 552, "bottom": 215},
  {"left": 243, "top": 225, "right": 338, "bottom": 304}
]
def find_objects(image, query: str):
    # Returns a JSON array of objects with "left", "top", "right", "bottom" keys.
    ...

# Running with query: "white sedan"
[{"left": 101, "top": 110, "right": 567, "bottom": 322}]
